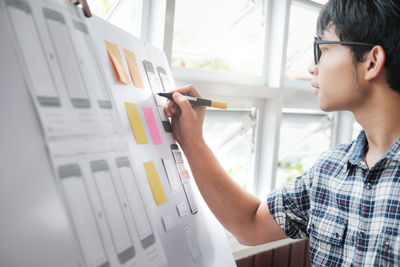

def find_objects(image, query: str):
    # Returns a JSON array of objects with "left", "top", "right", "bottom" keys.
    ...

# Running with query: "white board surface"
[{"left": 0, "top": 0, "right": 236, "bottom": 267}]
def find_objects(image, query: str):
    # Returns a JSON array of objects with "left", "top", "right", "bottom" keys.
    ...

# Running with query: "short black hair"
[{"left": 317, "top": 0, "right": 400, "bottom": 93}]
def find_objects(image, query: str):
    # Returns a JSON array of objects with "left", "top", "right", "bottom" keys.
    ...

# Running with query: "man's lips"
[{"left": 311, "top": 83, "right": 320, "bottom": 95}]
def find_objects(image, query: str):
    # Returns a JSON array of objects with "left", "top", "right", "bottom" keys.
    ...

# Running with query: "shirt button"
[
  {"left": 359, "top": 231, "right": 366, "bottom": 238},
  {"left": 384, "top": 241, "right": 390, "bottom": 251},
  {"left": 335, "top": 232, "right": 340, "bottom": 239},
  {"left": 365, "top": 183, "right": 372, "bottom": 190}
]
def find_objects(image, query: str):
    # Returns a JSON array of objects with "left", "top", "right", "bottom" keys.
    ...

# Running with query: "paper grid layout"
[
  {"left": 90, "top": 160, "right": 136, "bottom": 264},
  {"left": 115, "top": 157, "right": 156, "bottom": 249},
  {"left": 72, "top": 20, "right": 112, "bottom": 109},
  {"left": 184, "top": 225, "right": 201, "bottom": 263},
  {"left": 176, "top": 202, "right": 189, "bottom": 217},
  {"left": 0, "top": 0, "right": 236, "bottom": 265},
  {"left": 43, "top": 7, "right": 90, "bottom": 108},
  {"left": 5, "top": 1, "right": 60, "bottom": 106},
  {"left": 161, "top": 157, "right": 181, "bottom": 193},
  {"left": 142, "top": 60, "right": 172, "bottom": 133},
  {"left": 161, "top": 215, "right": 176, "bottom": 232},
  {"left": 58, "top": 164, "right": 109, "bottom": 267}
]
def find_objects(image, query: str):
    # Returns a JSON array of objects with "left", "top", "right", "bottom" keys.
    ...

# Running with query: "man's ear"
[{"left": 364, "top": 45, "right": 386, "bottom": 81}]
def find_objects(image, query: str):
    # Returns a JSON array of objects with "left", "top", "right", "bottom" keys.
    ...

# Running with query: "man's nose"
[{"left": 308, "top": 61, "right": 318, "bottom": 76}]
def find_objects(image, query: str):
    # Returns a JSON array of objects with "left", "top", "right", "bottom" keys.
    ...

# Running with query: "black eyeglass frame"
[{"left": 313, "top": 37, "right": 375, "bottom": 65}]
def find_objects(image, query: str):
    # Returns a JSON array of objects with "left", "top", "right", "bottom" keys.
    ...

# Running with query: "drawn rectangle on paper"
[
  {"left": 90, "top": 160, "right": 135, "bottom": 264},
  {"left": 58, "top": 164, "right": 109, "bottom": 267},
  {"left": 142, "top": 60, "right": 172, "bottom": 132},
  {"left": 116, "top": 157, "right": 155, "bottom": 249},
  {"left": 162, "top": 157, "right": 181, "bottom": 193},
  {"left": 176, "top": 202, "right": 189, "bottom": 217},
  {"left": 184, "top": 224, "right": 201, "bottom": 263},
  {"left": 72, "top": 20, "right": 112, "bottom": 109},
  {"left": 161, "top": 215, "right": 176, "bottom": 232},
  {"left": 5, "top": 0, "right": 60, "bottom": 107},
  {"left": 43, "top": 7, "right": 90, "bottom": 108}
]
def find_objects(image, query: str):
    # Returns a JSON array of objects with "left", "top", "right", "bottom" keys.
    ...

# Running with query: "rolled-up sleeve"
[{"left": 267, "top": 167, "right": 314, "bottom": 239}]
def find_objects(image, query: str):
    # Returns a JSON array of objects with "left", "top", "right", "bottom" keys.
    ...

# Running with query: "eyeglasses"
[{"left": 313, "top": 37, "right": 375, "bottom": 65}]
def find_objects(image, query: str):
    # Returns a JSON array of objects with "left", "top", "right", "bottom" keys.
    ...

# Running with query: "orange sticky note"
[
  {"left": 143, "top": 161, "right": 167, "bottom": 206},
  {"left": 105, "top": 41, "right": 130, "bottom": 84},
  {"left": 124, "top": 102, "right": 148, "bottom": 144},
  {"left": 123, "top": 48, "right": 144, "bottom": 88}
]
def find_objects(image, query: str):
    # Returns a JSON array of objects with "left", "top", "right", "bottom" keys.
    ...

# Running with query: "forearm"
[
  {"left": 165, "top": 88, "right": 286, "bottom": 244},
  {"left": 182, "top": 140, "right": 281, "bottom": 244}
]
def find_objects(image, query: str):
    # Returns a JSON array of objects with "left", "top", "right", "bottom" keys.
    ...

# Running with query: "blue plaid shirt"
[{"left": 267, "top": 131, "right": 400, "bottom": 266}]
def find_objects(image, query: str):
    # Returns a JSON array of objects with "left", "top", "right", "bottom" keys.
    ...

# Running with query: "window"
[
  {"left": 276, "top": 109, "right": 333, "bottom": 188},
  {"left": 88, "top": 0, "right": 141, "bottom": 36},
  {"left": 285, "top": 1, "right": 320, "bottom": 81},
  {"left": 172, "top": 0, "right": 267, "bottom": 76},
  {"left": 352, "top": 121, "right": 363, "bottom": 140},
  {"left": 203, "top": 108, "right": 258, "bottom": 190}
]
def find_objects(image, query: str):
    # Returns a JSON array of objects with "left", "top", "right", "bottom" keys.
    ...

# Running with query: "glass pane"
[
  {"left": 88, "top": 0, "right": 140, "bottom": 36},
  {"left": 276, "top": 112, "right": 333, "bottom": 189},
  {"left": 352, "top": 121, "right": 363, "bottom": 140},
  {"left": 203, "top": 108, "right": 257, "bottom": 190},
  {"left": 310, "top": 0, "right": 329, "bottom": 5},
  {"left": 172, "top": 0, "right": 266, "bottom": 76},
  {"left": 88, "top": 0, "right": 119, "bottom": 18},
  {"left": 285, "top": 1, "right": 320, "bottom": 80}
]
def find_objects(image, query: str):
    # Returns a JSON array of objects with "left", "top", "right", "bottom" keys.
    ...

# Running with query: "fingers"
[
  {"left": 164, "top": 99, "right": 180, "bottom": 117},
  {"left": 170, "top": 85, "right": 200, "bottom": 97},
  {"left": 172, "top": 92, "right": 193, "bottom": 116}
]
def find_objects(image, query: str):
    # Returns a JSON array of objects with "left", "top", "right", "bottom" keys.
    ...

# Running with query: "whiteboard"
[{"left": 0, "top": 0, "right": 236, "bottom": 267}]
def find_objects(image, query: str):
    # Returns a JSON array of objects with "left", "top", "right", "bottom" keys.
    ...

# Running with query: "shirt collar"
[
  {"left": 385, "top": 137, "right": 400, "bottom": 161},
  {"left": 348, "top": 130, "right": 400, "bottom": 165},
  {"left": 348, "top": 130, "right": 368, "bottom": 166}
]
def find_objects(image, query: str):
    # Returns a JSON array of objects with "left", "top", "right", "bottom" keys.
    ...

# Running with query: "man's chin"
[{"left": 318, "top": 101, "right": 336, "bottom": 112}]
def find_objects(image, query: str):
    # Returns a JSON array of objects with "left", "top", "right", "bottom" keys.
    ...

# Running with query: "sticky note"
[
  {"left": 142, "top": 107, "right": 163, "bottom": 145},
  {"left": 105, "top": 41, "right": 130, "bottom": 84},
  {"left": 124, "top": 102, "right": 148, "bottom": 144},
  {"left": 123, "top": 48, "right": 144, "bottom": 89},
  {"left": 143, "top": 161, "right": 167, "bottom": 206}
]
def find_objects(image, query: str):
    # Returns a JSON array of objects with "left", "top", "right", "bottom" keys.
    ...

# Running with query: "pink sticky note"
[{"left": 143, "top": 107, "right": 163, "bottom": 145}]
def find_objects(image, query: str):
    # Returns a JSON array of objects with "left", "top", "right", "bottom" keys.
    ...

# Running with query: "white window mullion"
[{"left": 254, "top": 0, "right": 291, "bottom": 197}]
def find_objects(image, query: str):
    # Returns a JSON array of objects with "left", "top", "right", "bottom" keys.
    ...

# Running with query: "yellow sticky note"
[
  {"left": 143, "top": 161, "right": 167, "bottom": 206},
  {"left": 123, "top": 48, "right": 144, "bottom": 89},
  {"left": 124, "top": 102, "right": 148, "bottom": 144},
  {"left": 105, "top": 41, "right": 130, "bottom": 84}
]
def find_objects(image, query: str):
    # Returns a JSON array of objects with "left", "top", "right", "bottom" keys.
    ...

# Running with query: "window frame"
[{"left": 140, "top": 0, "right": 354, "bottom": 198}]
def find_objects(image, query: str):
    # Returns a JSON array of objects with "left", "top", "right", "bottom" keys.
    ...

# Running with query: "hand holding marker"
[{"left": 157, "top": 92, "right": 227, "bottom": 109}]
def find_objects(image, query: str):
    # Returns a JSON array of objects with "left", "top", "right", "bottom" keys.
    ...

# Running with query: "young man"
[{"left": 164, "top": 0, "right": 400, "bottom": 265}]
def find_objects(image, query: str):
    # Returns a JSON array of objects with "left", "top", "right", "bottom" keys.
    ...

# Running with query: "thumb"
[{"left": 173, "top": 92, "right": 192, "bottom": 114}]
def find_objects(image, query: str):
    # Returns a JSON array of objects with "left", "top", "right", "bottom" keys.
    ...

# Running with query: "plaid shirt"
[{"left": 267, "top": 131, "right": 400, "bottom": 266}]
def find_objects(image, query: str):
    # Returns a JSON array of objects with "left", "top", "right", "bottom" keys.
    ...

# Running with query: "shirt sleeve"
[{"left": 267, "top": 167, "right": 314, "bottom": 239}]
